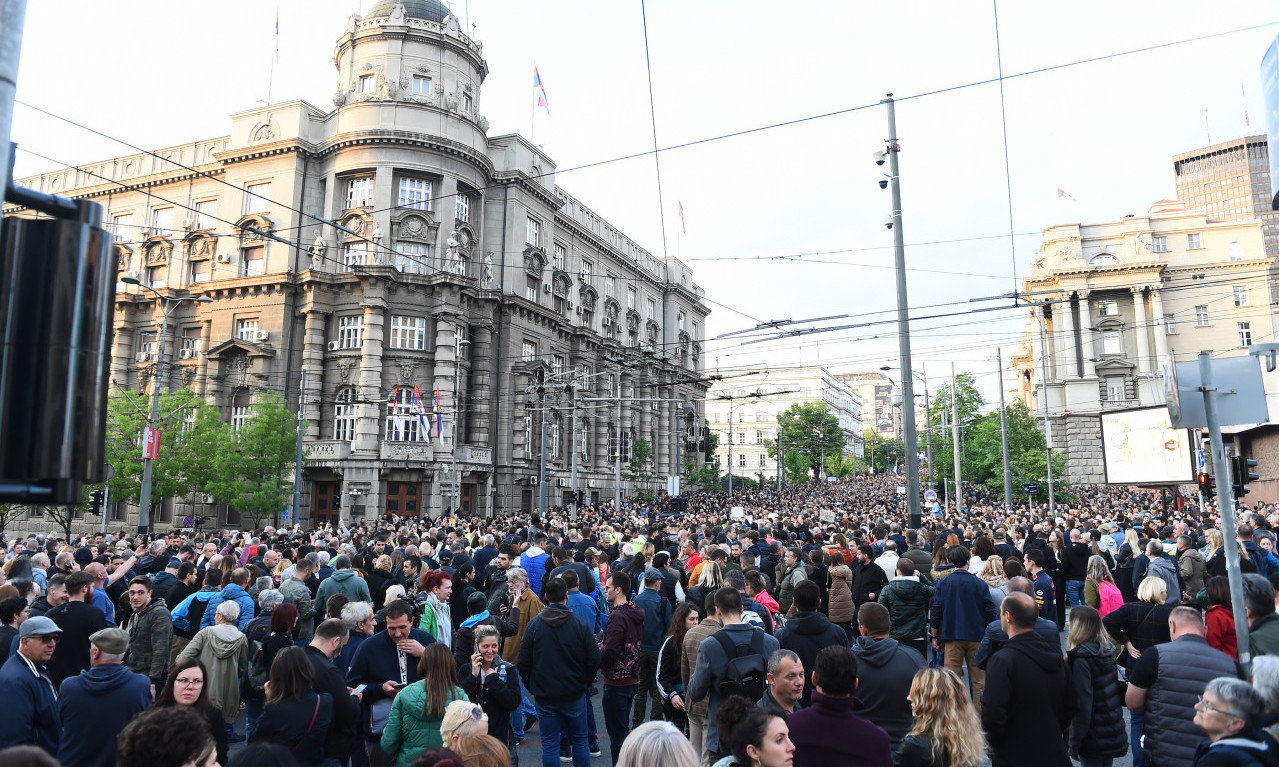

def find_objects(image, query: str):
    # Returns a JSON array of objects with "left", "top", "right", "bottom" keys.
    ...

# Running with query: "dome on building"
[{"left": 365, "top": 0, "right": 452, "bottom": 23}]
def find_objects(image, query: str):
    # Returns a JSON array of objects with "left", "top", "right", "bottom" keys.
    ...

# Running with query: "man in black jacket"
[
  {"left": 518, "top": 577, "right": 600, "bottom": 767},
  {"left": 850, "top": 602, "right": 924, "bottom": 750},
  {"left": 851, "top": 545, "right": 889, "bottom": 613},
  {"left": 775, "top": 580, "right": 847, "bottom": 705},
  {"left": 307, "top": 619, "right": 362, "bottom": 766},
  {"left": 47, "top": 572, "right": 110, "bottom": 689},
  {"left": 981, "top": 592, "right": 1075, "bottom": 767}
]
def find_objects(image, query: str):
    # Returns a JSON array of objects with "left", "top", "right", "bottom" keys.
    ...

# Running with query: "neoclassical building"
[
  {"left": 1010, "top": 200, "right": 1274, "bottom": 483},
  {"left": 5, "top": 0, "right": 710, "bottom": 525}
]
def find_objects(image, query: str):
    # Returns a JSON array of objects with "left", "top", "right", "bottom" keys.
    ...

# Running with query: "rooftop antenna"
[{"left": 1242, "top": 82, "right": 1251, "bottom": 133}]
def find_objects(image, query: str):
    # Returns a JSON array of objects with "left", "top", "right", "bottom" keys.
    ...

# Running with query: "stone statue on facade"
[
  {"left": 482, "top": 252, "right": 495, "bottom": 287},
  {"left": 309, "top": 230, "right": 327, "bottom": 270}
]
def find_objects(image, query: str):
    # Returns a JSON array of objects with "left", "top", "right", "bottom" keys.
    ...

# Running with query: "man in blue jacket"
[
  {"left": 346, "top": 599, "right": 435, "bottom": 767},
  {"left": 0, "top": 615, "right": 62, "bottom": 755},
  {"left": 200, "top": 568, "right": 254, "bottom": 631},
  {"left": 929, "top": 545, "right": 998, "bottom": 715},
  {"left": 57, "top": 627, "right": 152, "bottom": 767},
  {"left": 632, "top": 568, "right": 671, "bottom": 729}
]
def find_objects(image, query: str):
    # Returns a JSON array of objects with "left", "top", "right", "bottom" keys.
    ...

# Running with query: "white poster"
[{"left": 1101, "top": 407, "right": 1194, "bottom": 485}]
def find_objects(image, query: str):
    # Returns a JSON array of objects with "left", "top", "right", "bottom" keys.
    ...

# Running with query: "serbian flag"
[
  {"left": 435, "top": 386, "right": 443, "bottom": 439},
  {"left": 1057, "top": 188, "right": 1076, "bottom": 201},
  {"left": 678, "top": 201, "right": 687, "bottom": 234},
  {"left": 388, "top": 385, "right": 402, "bottom": 440},
  {"left": 412, "top": 385, "right": 430, "bottom": 438},
  {"left": 534, "top": 65, "right": 551, "bottom": 116}
]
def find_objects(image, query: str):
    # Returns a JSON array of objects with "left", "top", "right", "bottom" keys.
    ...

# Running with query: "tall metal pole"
[
  {"left": 614, "top": 374, "right": 622, "bottom": 512},
  {"left": 674, "top": 406, "right": 683, "bottom": 498},
  {"left": 292, "top": 368, "right": 305, "bottom": 525},
  {"left": 922, "top": 363, "right": 932, "bottom": 483},
  {"left": 727, "top": 398, "right": 734, "bottom": 496},
  {"left": 997, "top": 348, "right": 1013, "bottom": 511},
  {"left": 777, "top": 428, "right": 783, "bottom": 492},
  {"left": 100, "top": 484, "right": 109, "bottom": 534},
  {"left": 1037, "top": 306, "right": 1057, "bottom": 515},
  {"left": 0, "top": 0, "right": 27, "bottom": 200},
  {"left": 950, "top": 362, "right": 962, "bottom": 514},
  {"left": 884, "top": 94, "right": 921, "bottom": 529},
  {"left": 451, "top": 337, "right": 468, "bottom": 516},
  {"left": 537, "top": 383, "right": 548, "bottom": 518},
  {"left": 570, "top": 379, "right": 579, "bottom": 522},
  {"left": 137, "top": 309, "right": 171, "bottom": 538},
  {"left": 1199, "top": 351, "right": 1251, "bottom": 671}
]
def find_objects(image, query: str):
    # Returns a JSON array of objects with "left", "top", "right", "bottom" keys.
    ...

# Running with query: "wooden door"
[
  {"left": 313, "top": 481, "right": 342, "bottom": 527},
  {"left": 386, "top": 481, "right": 421, "bottom": 518},
  {"left": 460, "top": 483, "right": 476, "bottom": 516}
]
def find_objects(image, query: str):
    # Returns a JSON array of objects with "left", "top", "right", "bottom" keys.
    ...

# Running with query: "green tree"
[
  {"left": 825, "top": 453, "right": 858, "bottom": 479},
  {"left": 961, "top": 400, "right": 1068, "bottom": 502},
  {"left": 683, "top": 460, "right": 722, "bottom": 493},
  {"left": 862, "top": 429, "right": 904, "bottom": 475},
  {"left": 104, "top": 389, "right": 207, "bottom": 517},
  {"left": 206, "top": 392, "right": 302, "bottom": 531},
  {"left": 0, "top": 505, "right": 24, "bottom": 536},
  {"left": 767, "top": 402, "right": 844, "bottom": 481},
  {"left": 928, "top": 372, "right": 986, "bottom": 485}
]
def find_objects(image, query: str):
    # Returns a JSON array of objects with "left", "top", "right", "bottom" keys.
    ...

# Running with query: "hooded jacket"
[
  {"left": 178, "top": 623, "right": 250, "bottom": 725},
  {"left": 1066, "top": 641, "right": 1127, "bottom": 759},
  {"left": 877, "top": 577, "right": 935, "bottom": 643},
  {"left": 981, "top": 629, "right": 1076, "bottom": 767},
  {"left": 600, "top": 600, "right": 645, "bottom": 684},
  {"left": 688, "top": 622, "right": 781, "bottom": 754},
  {"left": 316, "top": 569, "right": 372, "bottom": 607},
  {"left": 776, "top": 562, "right": 807, "bottom": 614},
  {"left": 776, "top": 611, "right": 848, "bottom": 705},
  {"left": 850, "top": 635, "right": 925, "bottom": 750},
  {"left": 201, "top": 583, "right": 255, "bottom": 631},
  {"left": 518, "top": 603, "right": 600, "bottom": 704},
  {"left": 826, "top": 564, "right": 855, "bottom": 623},
  {"left": 1192, "top": 732, "right": 1279, "bottom": 767},
  {"left": 1146, "top": 555, "right": 1183, "bottom": 605},
  {"left": 57, "top": 662, "right": 152, "bottom": 767},
  {"left": 1179, "top": 546, "right": 1206, "bottom": 598},
  {"left": 519, "top": 545, "right": 550, "bottom": 595},
  {"left": 124, "top": 596, "right": 173, "bottom": 686}
]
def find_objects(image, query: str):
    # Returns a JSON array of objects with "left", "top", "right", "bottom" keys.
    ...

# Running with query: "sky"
[{"left": 9, "top": 0, "right": 1279, "bottom": 412}]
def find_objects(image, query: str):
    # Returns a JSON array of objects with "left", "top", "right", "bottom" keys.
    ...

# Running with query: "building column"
[
  {"left": 354, "top": 300, "right": 386, "bottom": 452},
  {"left": 195, "top": 319, "right": 213, "bottom": 397},
  {"left": 470, "top": 324, "right": 492, "bottom": 446},
  {"left": 1132, "top": 286, "right": 1150, "bottom": 375},
  {"left": 1151, "top": 288, "right": 1169, "bottom": 364},
  {"left": 302, "top": 310, "right": 327, "bottom": 441},
  {"left": 1079, "top": 293, "right": 1097, "bottom": 378},
  {"left": 657, "top": 385, "right": 672, "bottom": 477},
  {"left": 431, "top": 316, "right": 458, "bottom": 451},
  {"left": 1057, "top": 293, "right": 1077, "bottom": 379}
]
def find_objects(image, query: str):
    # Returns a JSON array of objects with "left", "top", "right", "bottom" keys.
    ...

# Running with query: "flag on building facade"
[
  {"left": 412, "top": 384, "right": 430, "bottom": 439},
  {"left": 434, "top": 386, "right": 443, "bottom": 439},
  {"left": 534, "top": 65, "right": 551, "bottom": 116}
]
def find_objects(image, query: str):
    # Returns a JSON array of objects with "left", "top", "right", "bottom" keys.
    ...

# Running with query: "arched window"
[
  {"left": 230, "top": 388, "right": 252, "bottom": 431},
  {"left": 334, "top": 388, "right": 358, "bottom": 442}
]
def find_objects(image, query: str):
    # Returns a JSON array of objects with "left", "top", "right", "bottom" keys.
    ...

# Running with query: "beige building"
[
  {"left": 1012, "top": 200, "right": 1274, "bottom": 483},
  {"left": 4, "top": 0, "right": 710, "bottom": 526},
  {"left": 706, "top": 366, "right": 862, "bottom": 482}
]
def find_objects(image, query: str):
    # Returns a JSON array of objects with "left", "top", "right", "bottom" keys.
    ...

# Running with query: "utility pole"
[
  {"left": 996, "top": 348, "right": 1013, "bottom": 511},
  {"left": 451, "top": 335, "right": 470, "bottom": 516},
  {"left": 1037, "top": 305, "right": 1057, "bottom": 515},
  {"left": 292, "top": 368, "right": 305, "bottom": 525},
  {"left": 537, "top": 381, "right": 549, "bottom": 519},
  {"left": 569, "top": 375, "right": 579, "bottom": 522},
  {"left": 882, "top": 94, "right": 922, "bottom": 529},
  {"left": 950, "top": 362, "right": 962, "bottom": 514},
  {"left": 777, "top": 428, "right": 783, "bottom": 492},
  {"left": 615, "top": 377, "right": 623, "bottom": 512},
  {"left": 921, "top": 363, "right": 932, "bottom": 482}
]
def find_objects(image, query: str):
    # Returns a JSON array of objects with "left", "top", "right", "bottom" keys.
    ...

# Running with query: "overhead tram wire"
[
  {"left": 991, "top": 0, "right": 1020, "bottom": 303},
  {"left": 639, "top": 0, "right": 671, "bottom": 266}
]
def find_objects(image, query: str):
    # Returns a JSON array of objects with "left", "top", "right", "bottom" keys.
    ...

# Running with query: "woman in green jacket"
[
  {"left": 417, "top": 570, "right": 454, "bottom": 648},
  {"left": 380, "top": 642, "right": 469, "bottom": 767}
]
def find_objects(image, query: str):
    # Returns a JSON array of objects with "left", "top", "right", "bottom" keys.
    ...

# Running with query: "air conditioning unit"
[
  {"left": 578, "top": 270, "right": 588, "bottom": 283},
  {"left": 567, "top": 300, "right": 574, "bottom": 311},
  {"left": 575, "top": 306, "right": 583, "bottom": 315},
  {"left": 527, "top": 475, "right": 539, "bottom": 485},
  {"left": 201, "top": 494, "right": 214, "bottom": 504},
  {"left": 135, "top": 352, "right": 150, "bottom": 362},
  {"left": 327, "top": 341, "right": 340, "bottom": 351},
  {"left": 255, "top": 330, "right": 270, "bottom": 342},
  {"left": 217, "top": 253, "right": 233, "bottom": 264},
  {"left": 179, "top": 349, "right": 193, "bottom": 359},
  {"left": 601, "top": 317, "right": 611, "bottom": 327},
  {"left": 543, "top": 283, "right": 552, "bottom": 294},
  {"left": 557, "top": 478, "right": 570, "bottom": 487}
]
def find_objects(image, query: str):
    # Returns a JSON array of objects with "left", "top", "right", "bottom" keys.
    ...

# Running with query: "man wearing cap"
[
  {"left": 56, "top": 627, "right": 152, "bottom": 767},
  {"left": 123, "top": 575, "right": 173, "bottom": 694},
  {"left": 632, "top": 567, "right": 672, "bottom": 729},
  {"left": 0, "top": 615, "right": 62, "bottom": 754},
  {"left": 150, "top": 557, "right": 182, "bottom": 605}
]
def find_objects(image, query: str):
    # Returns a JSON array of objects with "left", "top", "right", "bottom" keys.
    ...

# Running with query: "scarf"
[{"left": 428, "top": 592, "right": 453, "bottom": 648}]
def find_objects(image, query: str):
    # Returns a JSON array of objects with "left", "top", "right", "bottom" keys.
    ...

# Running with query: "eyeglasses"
[
  {"left": 176, "top": 677, "right": 204, "bottom": 687},
  {"left": 469, "top": 705, "right": 484, "bottom": 721},
  {"left": 1196, "top": 695, "right": 1239, "bottom": 718},
  {"left": 28, "top": 635, "right": 58, "bottom": 644}
]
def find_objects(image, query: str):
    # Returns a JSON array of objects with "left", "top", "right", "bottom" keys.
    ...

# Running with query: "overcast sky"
[{"left": 10, "top": 1, "right": 1278, "bottom": 410}]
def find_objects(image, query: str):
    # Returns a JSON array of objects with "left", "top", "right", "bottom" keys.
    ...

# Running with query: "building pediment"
[
  {"left": 205, "top": 338, "right": 275, "bottom": 360},
  {"left": 1095, "top": 357, "right": 1134, "bottom": 374}
]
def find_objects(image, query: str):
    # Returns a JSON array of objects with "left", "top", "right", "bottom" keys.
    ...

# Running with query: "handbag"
[{"left": 291, "top": 696, "right": 321, "bottom": 754}]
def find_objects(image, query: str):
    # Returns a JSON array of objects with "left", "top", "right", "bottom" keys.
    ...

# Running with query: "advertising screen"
[{"left": 1101, "top": 407, "right": 1194, "bottom": 485}]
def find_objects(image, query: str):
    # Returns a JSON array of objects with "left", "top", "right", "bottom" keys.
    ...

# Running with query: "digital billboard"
[{"left": 1100, "top": 406, "right": 1194, "bottom": 485}]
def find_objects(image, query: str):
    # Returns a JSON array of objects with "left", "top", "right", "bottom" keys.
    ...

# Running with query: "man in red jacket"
[
  {"left": 787, "top": 644, "right": 891, "bottom": 767},
  {"left": 600, "top": 571, "right": 645, "bottom": 764}
]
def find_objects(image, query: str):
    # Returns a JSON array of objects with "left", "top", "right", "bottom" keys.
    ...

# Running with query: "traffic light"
[
  {"left": 88, "top": 487, "right": 104, "bottom": 517},
  {"left": 1232, "top": 455, "right": 1260, "bottom": 498},
  {"left": 1197, "top": 472, "right": 1215, "bottom": 497}
]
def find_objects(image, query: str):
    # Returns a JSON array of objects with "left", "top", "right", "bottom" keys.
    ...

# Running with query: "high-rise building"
[{"left": 2, "top": 0, "right": 710, "bottom": 527}]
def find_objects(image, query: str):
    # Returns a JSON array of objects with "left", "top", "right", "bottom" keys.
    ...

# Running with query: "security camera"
[
  {"left": 885, "top": 214, "right": 895, "bottom": 230},
  {"left": 873, "top": 150, "right": 887, "bottom": 166},
  {"left": 879, "top": 173, "right": 893, "bottom": 190}
]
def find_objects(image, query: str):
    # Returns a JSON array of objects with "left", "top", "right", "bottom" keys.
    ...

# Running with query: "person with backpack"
[
  {"left": 688, "top": 587, "right": 780, "bottom": 764},
  {"left": 1084, "top": 556, "right": 1124, "bottom": 618},
  {"left": 600, "top": 570, "right": 645, "bottom": 764}
]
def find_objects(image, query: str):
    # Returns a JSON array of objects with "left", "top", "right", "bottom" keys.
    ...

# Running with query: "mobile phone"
[
  {"left": 392, "top": 682, "right": 407, "bottom": 690},
  {"left": 353, "top": 684, "right": 367, "bottom": 694}
]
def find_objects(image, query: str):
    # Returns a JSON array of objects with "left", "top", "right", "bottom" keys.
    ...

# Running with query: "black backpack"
[
  {"left": 245, "top": 638, "right": 269, "bottom": 694},
  {"left": 712, "top": 629, "right": 767, "bottom": 701}
]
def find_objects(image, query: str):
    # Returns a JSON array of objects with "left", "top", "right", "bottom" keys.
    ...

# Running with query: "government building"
[{"left": 5, "top": 0, "right": 711, "bottom": 525}]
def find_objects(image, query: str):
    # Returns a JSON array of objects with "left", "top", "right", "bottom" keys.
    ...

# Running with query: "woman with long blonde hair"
[{"left": 896, "top": 667, "right": 987, "bottom": 767}]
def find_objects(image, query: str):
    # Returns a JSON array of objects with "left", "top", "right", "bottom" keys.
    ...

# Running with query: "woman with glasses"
[
  {"left": 250, "top": 646, "right": 334, "bottom": 767},
  {"left": 439, "top": 699, "right": 489, "bottom": 751},
  {"left": 155, "top": 658, "right": 229, "bottom": 767},
  {"left": 1191, "top": 677, "right": 1273, "bottom": 766},
  {"left": 381, "top": 641, "right": 470, "bottom": 767}
]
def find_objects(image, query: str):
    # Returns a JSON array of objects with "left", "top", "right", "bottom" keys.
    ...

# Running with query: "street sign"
[
  {"left": 896, "top": 486, "right": 906, "bottom": 495},
  {"left": 924, "top": 489, "right": 938, "bottom": 502},
  {"left": 1167, "top": 356, "right": 1268, "bottom": 428},
  {"left": 1023, "top": 482, "right": 1040, "bottom": 495},
  {"left": 182, "top": 516, "right": 195, "bottom": 528}
]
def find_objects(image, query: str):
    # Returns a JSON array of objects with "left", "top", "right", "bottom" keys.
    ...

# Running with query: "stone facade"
[{"left": 3, "top": 1, "right": 709, "bottom": 528}]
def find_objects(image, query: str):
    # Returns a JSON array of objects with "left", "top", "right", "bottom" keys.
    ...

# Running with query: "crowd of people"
[{"left": 0, "top": 475, "right": 1276, "bottom": 767}]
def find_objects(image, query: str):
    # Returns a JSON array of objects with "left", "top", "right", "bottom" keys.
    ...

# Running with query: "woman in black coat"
[
  {"left": 457, "top": 623, "right": 522, "bottom": 762},
  {"left": 251, "top": 647, "right": 334, "bottom": 767},
  {"left": 1066, "top": 606, "right": 1128, "bottom": 764}
]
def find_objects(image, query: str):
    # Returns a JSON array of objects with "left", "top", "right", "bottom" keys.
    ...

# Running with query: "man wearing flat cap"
[
  {"left": 0, "top": 615, "right": 63, "bottom": 754},
  {"left": 57, "top": 627, "right": 152, "bottom": 767}
]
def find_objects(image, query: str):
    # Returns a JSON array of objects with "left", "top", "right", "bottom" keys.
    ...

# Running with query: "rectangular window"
[
  {"left": 231, "top": 404, "right": 252, "bottom": 432},
  {"left": 627, "top": 287, "right": 637, "bottom": 309},
  {"left": 1187, "top": 232, "right": 1202, "bottom": 249},
  {"left": 359, "top": 74, "right": 375, "bottom": 93},
  {"left": 344, "top": 243, "right": 367, "bottom": 270},
  {"left": 607, "top": 373, "right": 616, "bottom": 397},
  {"left": 1105, "top": 376, "right": 1125, "bottom": 402},
  {"left": 138, "top": 331, "right": 157, "bottom": 361},
  {"left": 150, "top": 207, "right": 173, "bottom": 235},
  {"left": 463, "top": 93, "right": 473, "bottom": 112},
  {"left": 337, "top": 315, "right": 364, "bottom": 349},
  {"left": 1230, "top": 242, "right": 1244, "bottom": 261},
  {"left": 394, "top": 242, "right": 428, "bottom": 274},
  {"left": 526, "top": 217, "right": 541, "bottom": 247},
  {"left": 147, "top": 265, "right": 166, "bottom": 289},
  {"left": 241, "top": 246, "right": 265, "bottom": 277},
  {"left": 581, "top": 365, "right": 592, "bottom": 390},
  {"left": 678, "top": 312, "right": 686, "bottom": 331},
  {"left": 347, "top": 177, "right": 374, "bottom": 208},
  {"left": 389, "top": 316, "right": 427, "bottom": 350},
  {"left": 111, "top": 213, "right": 133, "bottom": 243},
  {"left": 525, "top": 274, "right": 539, "bottom": 303},
  {"left": 455, "top": 194, "right": 470, "bottom": 223},
  {"left": 759, "top": 454, "right": 767, "bottom": 468},
  {"left": 1239, "top": 321, "right": 1253, "bottom": 347},
  {"left": 552, "top": 355, "right": 564, "bottom": 377},
  {"left": 1101, "top": 329, "right": 1122, "bottom": 355},
  {"left": 580, "top": 259, "right": 592, "bottom": 283},
  {"left": 755, "top": 430, "right": 764, "bottom": 445},
  {"left": 181, "top": 327, "right": 202, "bottom": 355},
  {"left": 189, "top": 260, "right": 210, "bottom": 285},
  {"left": 235, "top": 319, "right": 260, "bottom": 342},
  {"left": 411, "top": 75, "right": 431, "bottom": 94},
  {"left": 1234, "top": 286, "right": 1249, "bottom": 306},
  {"left": 193, "top": 200, "right": 216, "bottom": 230},
  {"left": 1164, "top": 313, "right": 1177, "bottom": 334},
  {"left": 244, "top": 182, "right": 271, "bottom": 215},
  {"left": 646, "top": 297, "right": 657, "bottom": 321},
  {"left": 552, "top": 243, "right": 566, "bottom": 270},
  {"left": 1195, "top": 305, "right": 1210, "bottom": 326},
  {"left": 738, "top": 454, "right": 745, "bottom": 467},
  {"left": 1096, "top": 300, "right": 1119, "bottom": 317},
  {"left": 398, "top": 178, "right": 431, "bottom": 211},
  {"left": 605, "top": 274, "right": 616, "bottom": 297},
  {"left": 522, "top": 341, "right": 537, "bottom": 361},
  {"left": 736, "top": 431, "right": 745, "bottom": 444},
  {"left": 1152, "top": 235, "right": 1169, "bottom": 252}
]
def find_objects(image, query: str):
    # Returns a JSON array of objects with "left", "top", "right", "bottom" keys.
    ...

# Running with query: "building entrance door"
[
  {"left": 313, "top": 481, "right": 342, "bottom": 527},
  {"left": 386, "top": 481, "right": 421, "bottom": 518},
  {"left": 460, "top": 483, "right": 476, "bottom": 516}
]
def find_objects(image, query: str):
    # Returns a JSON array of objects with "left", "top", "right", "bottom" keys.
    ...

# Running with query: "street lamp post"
[
  {"left": 451, "top": 334, "right": 471, "bottom": 517},
  {"left": 122, "top": 276, "right": 212, "bottom": 538}
]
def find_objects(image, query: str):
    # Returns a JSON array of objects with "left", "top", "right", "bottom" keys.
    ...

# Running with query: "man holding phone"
[{"left": 346, "top": 599, "right": 435, "bottom": 767}]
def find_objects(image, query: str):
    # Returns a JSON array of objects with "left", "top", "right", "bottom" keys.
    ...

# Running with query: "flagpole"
[{"left": 267, "top": 7, "right": 279, "bottom": 105}]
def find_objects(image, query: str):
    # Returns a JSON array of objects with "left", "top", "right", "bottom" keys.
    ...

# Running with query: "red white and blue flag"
[
  {"left": 434, "top": 386, "right": 443, "bottom": 439},
  {"left": 534, "top": 65, "right": 551, "bottom": 117},
  {"left": 1057, "top": 188, "right": 1076, "bottom": 201},
  {"left": 412, "top": 385, "right": 430, "bottom": 438},
  {"left": 679, "top": 201, "right": 687, "bottom": 234}
]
